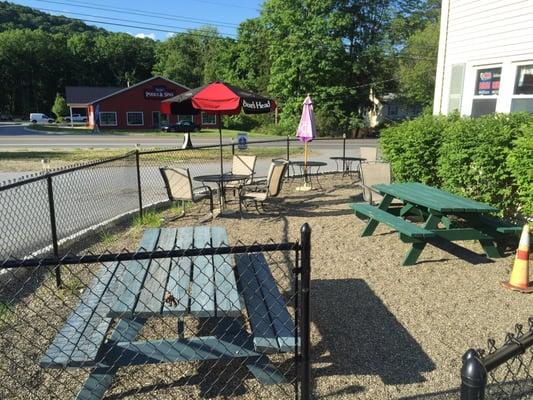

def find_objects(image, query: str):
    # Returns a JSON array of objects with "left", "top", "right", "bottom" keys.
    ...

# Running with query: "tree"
[
  {"left": 52, "top": 93, "right": 68, "bottom": 120},
  {"left": 396, "top": 20, "right": 439, "bottom": 106}
]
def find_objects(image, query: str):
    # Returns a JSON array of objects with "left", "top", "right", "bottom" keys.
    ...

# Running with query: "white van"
[{"left": 29, "top": 113, "right": 55, "bottom": 124}]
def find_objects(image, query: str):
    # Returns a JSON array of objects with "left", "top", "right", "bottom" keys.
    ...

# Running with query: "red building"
[{"left": 65, "top": 76, "right": 219, "bottom": 130}]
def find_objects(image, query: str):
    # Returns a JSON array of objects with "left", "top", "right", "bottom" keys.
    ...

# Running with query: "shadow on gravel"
[{"left": 311, "top": 279, "right": 435, "bottom": 395}]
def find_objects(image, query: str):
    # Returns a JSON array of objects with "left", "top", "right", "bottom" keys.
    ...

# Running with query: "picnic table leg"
[
  {"left": 361, "top": 194, "right": 394, "bottom": 236},
  {"left": 402, "top": 213, "right": 441, "bottom": 266},
  {"left": 479, "top": 239, "right": 504, "bottom": 258},
  {"left": 76, "top": 317, "right": 146, "bottom": 400}
]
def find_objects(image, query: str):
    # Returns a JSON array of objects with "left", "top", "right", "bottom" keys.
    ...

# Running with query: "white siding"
[{"left": 433, "top": 0, "right": 533, "bottom": 115}]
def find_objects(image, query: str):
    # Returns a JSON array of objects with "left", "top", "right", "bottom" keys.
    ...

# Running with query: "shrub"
[
  {"left": 437, "top": 113, "right": 530, "bottom": 218},
  {"left": 250, "top": 123, "right": 293, "bottom": 136},
  {"left": 380, "top": 113, "right": 450, "bottom": 185},
  {"left": 223, "top": 114, "right": 272, "bottom": 131},
  {"left": 507, "top": 124, "right": 533, "bottom": 218}
]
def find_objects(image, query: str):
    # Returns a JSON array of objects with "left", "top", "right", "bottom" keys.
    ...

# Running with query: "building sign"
[
  {"left": 476, "top": 68, "right": 501, "bottom": 96},
  {"left": 144, "top": 86, "right": 176, "bottom": 99}
]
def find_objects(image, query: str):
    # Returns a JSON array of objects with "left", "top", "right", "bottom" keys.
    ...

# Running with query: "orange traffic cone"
[{"left": 502, "top": 224, "right": 532, "bottom": 293}]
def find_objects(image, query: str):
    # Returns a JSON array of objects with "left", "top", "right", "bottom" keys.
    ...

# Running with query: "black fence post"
[
  {"left": 461, "top": 349, "right": 487, "bottom": 400},
  {"left": 231, "top": 139, "right": 235, "bottom": 156},
  {"left": 46, "top": 175, "right": 61, "bottom": 288},
  {"left": 286, "top": 136, "right": 290, "bottom": 178},
  {"left": 135, "top": 150, "right": 143, "bottom": 219},
  {"left": 300, "top": 223, "right": 312, "bottom": 400},
  {"left": 342, "top": 133, "right": 346, "bottom": 172}
]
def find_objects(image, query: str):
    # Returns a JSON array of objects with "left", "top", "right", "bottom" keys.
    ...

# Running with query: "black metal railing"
[
  {"left": 461, "top": 317, "right": 533, "bottom": 399},
  {"left": 0, "top": 224, "right": 312, "bottom": 399}
]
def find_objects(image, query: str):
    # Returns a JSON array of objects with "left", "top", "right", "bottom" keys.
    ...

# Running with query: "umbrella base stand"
[{"left": 295, "top": 183, "right": 314, "bottom": 192}]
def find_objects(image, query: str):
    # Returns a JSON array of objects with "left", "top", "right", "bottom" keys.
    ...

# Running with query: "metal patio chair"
[
  {"left": 360, "top": 146, "right": 378, "bottom": 162},
  {"left": 226, "top": 155, "right": 257, "bottom": 195},
  {"left": 238, "top": 160, "right": 287, "bottom": 216},
  {"left": 359, "top": 161, "right": 402, "bottom": 206},
  {"left": 160, "top": 167, "right": 214, "bottom": 218}
]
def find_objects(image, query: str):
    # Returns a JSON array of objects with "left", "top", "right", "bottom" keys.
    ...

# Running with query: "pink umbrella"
[{"left": 296, "top": 95, "right": 316, "bottom": 187}]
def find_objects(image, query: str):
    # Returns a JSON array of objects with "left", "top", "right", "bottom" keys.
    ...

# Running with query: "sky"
[{"left": 13, "top": 0, "right": 264, "bottom": 40}]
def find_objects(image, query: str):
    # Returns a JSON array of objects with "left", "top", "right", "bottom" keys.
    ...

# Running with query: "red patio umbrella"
[{"left": 161, "top": 81, "right": 277, "bottom": 176}]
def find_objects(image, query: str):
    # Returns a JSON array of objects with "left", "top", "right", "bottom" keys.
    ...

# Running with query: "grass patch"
[
  {"left": 0, "top": 302, "right": 13, "bottom": 327},
  {"left": 0, "top": 146, "right": 303, "bottom": 173},
  {"left": 133, "top": 210, "right": 163, "bottom": 230},
  {"left": 99, "top": 230, "right": 117, "bottom": 247}
]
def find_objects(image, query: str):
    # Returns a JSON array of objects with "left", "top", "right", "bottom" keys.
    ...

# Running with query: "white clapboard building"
[{"left": 433, "top": 0, "right": 533, "bottom": 116}]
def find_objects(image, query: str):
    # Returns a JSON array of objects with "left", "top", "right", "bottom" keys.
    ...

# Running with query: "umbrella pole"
[
  {"left": 218, "top": 113, "right": 223, "bottom": 177},
  {"left": 304, "top": 142, "right": 308, "bottom": 185}
]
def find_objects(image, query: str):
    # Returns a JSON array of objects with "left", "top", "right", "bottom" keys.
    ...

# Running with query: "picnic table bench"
[
  {"left": 351, "top": 182, "right": 522, "bottom": 266},
  {"left": 41, "top": 226, "right": 298, "bottom": 399}
]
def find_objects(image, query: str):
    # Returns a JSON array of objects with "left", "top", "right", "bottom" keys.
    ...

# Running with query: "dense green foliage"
[
  {"left": 381, "top": 113, "right": 533, "bottom": 219},
  {"left": 0, "top": 0, "right": 439, "bottom": 128},
  {"left": 52, "top": 94, "right": 68, "bottom": 120}
]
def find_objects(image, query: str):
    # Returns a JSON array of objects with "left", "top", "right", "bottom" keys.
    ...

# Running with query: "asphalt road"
[{"left": 0, "top": 124, "right": 378, "bottom": 149}]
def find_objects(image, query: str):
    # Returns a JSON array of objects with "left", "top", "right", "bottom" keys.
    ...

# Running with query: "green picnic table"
[
  {"left": 40, "top": 226, "right": 297, "bottom": 399},
  {"left": 351, "top": 182, "right": 522, "bottom": 266}
]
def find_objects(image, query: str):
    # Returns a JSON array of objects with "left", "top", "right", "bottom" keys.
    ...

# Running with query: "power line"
[
  {"left": 189, "top": 0, "right": 260, "bottom": 12},
  {"left": 33, "top": 0, "right": 242, "bottom": 29},
  {"left": 37, "top": 7, "right": 237, "bottom": 38}
]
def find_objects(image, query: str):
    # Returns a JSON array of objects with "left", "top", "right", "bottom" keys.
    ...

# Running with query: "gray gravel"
[{"left": 0, "top": 174, "right": 530, "bottom": 399}]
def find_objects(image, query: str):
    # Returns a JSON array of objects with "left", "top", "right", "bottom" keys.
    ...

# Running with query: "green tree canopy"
[{"left": 52, "top": 93, "right": 68, "bottom": 119}]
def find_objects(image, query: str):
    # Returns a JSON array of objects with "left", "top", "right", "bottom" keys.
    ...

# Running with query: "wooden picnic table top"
[
  {"left": 373, "top": 182, "right": 498, "bottom": 214},
  {"left": 107, "top": 226, "right": 242, "bottom": 319}
]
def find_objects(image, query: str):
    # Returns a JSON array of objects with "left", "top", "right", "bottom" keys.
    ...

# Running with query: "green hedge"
[{"left": 380, "top": 113, "right": 533, "bottom": 220}]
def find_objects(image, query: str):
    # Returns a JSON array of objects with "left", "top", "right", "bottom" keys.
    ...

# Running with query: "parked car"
[
  {"left": 161, "top": 120, "right": 201, "bottom": 133},
  {"left": 64, "top": 114, "right": 87, "bottom": 123},
  {"left": 29, "top": 113, "right": 55, "bottom": 124},
  {"left": 0, "top": 113, "right": 13, "bottom": 121}
]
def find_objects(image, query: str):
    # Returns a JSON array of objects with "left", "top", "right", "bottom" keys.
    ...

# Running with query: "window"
[
  {"left": 201, "top": 112, "right": 216, "bottom": 125},
  {"left": 386, "top": 104, "right": 398, "bottom": 116},
  {"left": 514, "top": 65, "right": 533, "bottom": 95},
  {"left": 127, "top": 112, "right": 144, "bottom": 126},
  {"left": 475, "top": 67, "right": 501, "bottom": 96},
  {"left": 178, "top": 115, "right": 193, "bottom": 122},
  {"left": 99, "top": 112, "right": 117, "bottom": 126},
  {"left": 472, "top": 67, "right": 501, "bottom": 117},
  {"left": 511, "top": 64, "right": 533, "bottom": 113},
  {"left": 448, "top": 63, "right": 465, "bottom": 112}
]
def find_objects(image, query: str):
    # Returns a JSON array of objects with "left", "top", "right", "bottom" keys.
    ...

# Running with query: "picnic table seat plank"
[
  {"left": 211, "top": 227, "right": 242, "bottom": 317},
  {"left": 470, "top": 214, "right": 523, "bottom": 235},
  {"left": 190, "top": 226, "right": 216, "bottom": 317},
  {"left": 162, "top": 227, "right": 194, "bottom": 315},
  {"left": 351, "top": 203, "right": 436, "bottom": 239},
  {"left": 235, "top": 253, "right": 280, "bottom": 353},
  {"left": 41, "top": 229, "right": 159, "bottom": 369},
  {"left": 135, "top": 228, "right": 176, "bottom": 317},
  {"left": 249, "top": 253, "right": 297, "bottom": 352},
  {"left": 107, "top": 228, "right": 161, "bottom": 318}
]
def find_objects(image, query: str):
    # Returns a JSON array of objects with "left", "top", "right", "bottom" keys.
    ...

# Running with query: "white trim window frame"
[
  {"left": 178, "top": 114, "right": 193, "bottom": 122},
  {"left": 510, "top": 61, "right": 533, "bottom": 113},
  {"left": 99, "top": 111, "right": 117, "bottom": 127},
  {"left": 466, "top": 64, "right": 502, "bottom": 117},
  {"left": 201, "top": 112, "right": 216, "bottom": 125},
  {"left": 127, "top": 111, "right": 144, "bottom": 126}
]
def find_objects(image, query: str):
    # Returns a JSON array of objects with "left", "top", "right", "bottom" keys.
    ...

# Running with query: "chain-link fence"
[
  {"left": 0, "top": 137, "right": 364, "bottom": 266},
  {"left": 461, "top": 317, "right": 533, "bottom": 399},
  {"left": 0, "top": 224, "right": 311, "bottom": 399}
]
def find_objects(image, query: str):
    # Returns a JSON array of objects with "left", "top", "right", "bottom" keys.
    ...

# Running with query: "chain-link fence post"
[
  {"left": 286, "top": 135, "right": 291, "bottom": 178},
  {"left": 300, "top": 223, "right": 311, "bottom": 400},
  {"left": 342, "top": 133, "right": 346, "bottom": 173},
  {"left": 46, "top": 175, "right": 61, "bottom": 288},
  {"left": 461, "top": 349, "right": 487, "bottom": 400},
  {"left": 231, "top": 140, "right": 235, "bottom": 155},
  {"left": 135, "top": 150, "right": 143, "bottom": 218}
]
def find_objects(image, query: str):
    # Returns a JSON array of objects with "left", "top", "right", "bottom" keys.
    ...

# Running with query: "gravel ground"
[{"left": 0, "top": 174, "right": 531, "bottom": 399}]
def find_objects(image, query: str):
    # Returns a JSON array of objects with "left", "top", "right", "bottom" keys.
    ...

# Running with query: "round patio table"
[
  {"left": 288, "top": 160, "right": 327, "bottom": 190},
  {"left": 330, "top": 156, "right": 366, "bottom": 179},
  {"left": 194, "top": 173, "right": 251, "bottom": 210}
]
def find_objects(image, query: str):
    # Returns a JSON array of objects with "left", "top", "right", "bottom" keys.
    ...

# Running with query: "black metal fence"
[
  {"left": 0, "top": 136, "right": 358, "bottom": 273},
  {"left": 0, "top": 224, "right": 311, "bottom": 399},
  {"left": 461, "top": 317, "right": 533, "bottom": 399}
]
